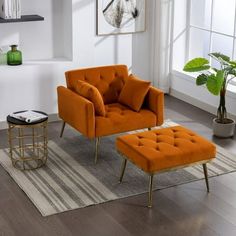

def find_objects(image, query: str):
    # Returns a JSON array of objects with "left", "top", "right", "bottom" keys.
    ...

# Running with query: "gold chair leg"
[
  {"left": 60, "top": 121, "right": 66, "bottom": 138},
  {"left": 203, "top": 163, "right": 210, "bottom": 192},
  {"left": 148, "top": 174, "right": 154, "bottom": 208},
  {"left": 119, "top": 158, "right": 127, "bottom": 183},
  {"left": 94, "top": 137, "right": 100, "bottom": 164}
]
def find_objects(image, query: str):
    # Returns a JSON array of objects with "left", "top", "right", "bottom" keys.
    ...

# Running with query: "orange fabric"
[
  {"left": 116, "top": 126, "right": 216, "bottom": 173},
  {"left": 65, "top": 65, "right": 128, "bottom": 104},
  {"left": 103, "top": 76, "right": 125, "bottom": 104},
  {"left": 57, "top": 65, "right": 165, "bottom": 140},
  {"left": 145, "top": 86, "right": 164, "bottom": 126},
  {"left": 57, "top": 86, "right": 95, "bottom": 138},
  {"left": 75, "top": 80, "right": 106, "bottom": 117},
  {"left": 95, "top": 103, "right": 156, "bottom": 137},
  {"left": 118, "top": 74, "right": 151, "bottom": 112}
]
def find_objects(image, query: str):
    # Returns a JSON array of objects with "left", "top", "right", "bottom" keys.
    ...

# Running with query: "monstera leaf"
[
  {"left": 196, "top": 74, "right": 208, "bottom": 85},
  {"left": 206, "top": 70, "right": 224, "bottom": 95},
  {"left": 229, "top": 61, "right": 236, "bottom": 68},
  {"left": 183, "top": 58, "right": 210, "bottom": 72},
  {"left": 209, "top": 52, "right": 230, "bottom": 63},
  {"left": 183, "top": 52, "right": 233, "bottom": 121}
]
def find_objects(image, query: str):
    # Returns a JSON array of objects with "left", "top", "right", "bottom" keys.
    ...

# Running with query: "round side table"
[{"left": 7, "top": 111, "right": 48, "bottom": 170}]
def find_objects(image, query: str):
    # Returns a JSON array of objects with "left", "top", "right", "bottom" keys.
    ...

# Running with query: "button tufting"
[{"left": 116, "top": 126, "right": 216, "bottom": 176}]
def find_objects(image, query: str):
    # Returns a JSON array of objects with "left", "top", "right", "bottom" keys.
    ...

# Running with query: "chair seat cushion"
[
  {"left": 95, "top": 103, "right": 157, "bottom": 137},
  {"left": 116, "top": 126, "right": 216, "bottom": 173}
]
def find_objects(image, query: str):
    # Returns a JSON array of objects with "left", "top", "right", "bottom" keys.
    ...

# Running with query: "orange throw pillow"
[
  {"left": 75, "top": 80, "right": 106, "bottom": 116},
  {"left": 118, "top": 74, "right": 150, "bottom": 112}
]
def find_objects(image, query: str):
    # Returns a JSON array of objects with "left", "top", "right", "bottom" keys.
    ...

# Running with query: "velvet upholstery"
[
  {"left": 145, "top": 87, "right": 165, "bottom": 126},
  {"left": 96, "top": 103, "right": 156, "bottom": 137},
  {"left": 57, "top": 65, "right": 164, "bottom": 139},
  {"left": 75, "top": 80, "right": 106, "bottom": 117},
  {"left": 57, "top": 86, "right": 95, "bottom": 138},
  {"left": 118, "top": 74, "right": 151, "bottom": 112},
  {"left": 116, "top": 126, "right": 216, "bottom": 173},
  {"left": 65, "top": 65, "right": 128, "bottom": 104}
]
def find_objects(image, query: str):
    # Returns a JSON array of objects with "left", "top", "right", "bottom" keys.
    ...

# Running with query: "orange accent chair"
[{"left": 57, "top": 65, "right": 164, "bottom": 163}]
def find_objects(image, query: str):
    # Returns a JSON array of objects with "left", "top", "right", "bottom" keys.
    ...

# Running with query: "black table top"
[{"left": 7, "top": 111, "right": 48, "bottom": 125}]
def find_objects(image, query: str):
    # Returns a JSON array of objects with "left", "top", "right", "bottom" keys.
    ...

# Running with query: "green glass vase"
[{"left": 7, "top": 45, "right": 22, "bottom": 66}]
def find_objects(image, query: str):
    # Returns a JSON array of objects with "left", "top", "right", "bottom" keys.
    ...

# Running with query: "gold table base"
[{"left": 8, "top": 120, "right": 48, "bottom": 170}]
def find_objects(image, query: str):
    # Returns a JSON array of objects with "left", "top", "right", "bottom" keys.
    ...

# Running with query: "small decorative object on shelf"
[
  {"left": 7, "top": 44, "right": 22, "bottom": 65},
  {"left": 0, "top": 47, "right": 7, "bottom": 65},
  {"left": 0, "top": 0, "right": 21, "bottom": 19}
]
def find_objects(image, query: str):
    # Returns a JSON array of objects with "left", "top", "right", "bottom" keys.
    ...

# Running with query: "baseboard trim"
[
  {"left": 0, "top": 113, "right": 60, "bottom": 130},
  {"left": 170, "top": 89, "right": 236, "bottom": 121}
]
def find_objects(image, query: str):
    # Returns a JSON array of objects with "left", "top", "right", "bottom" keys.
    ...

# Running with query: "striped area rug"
[{"left": 0, "top": 120, "right": 235, "bottom": 216}]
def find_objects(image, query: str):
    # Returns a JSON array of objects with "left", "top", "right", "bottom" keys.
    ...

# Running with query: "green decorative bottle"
[{"left": 7, "top": 45, "right": 22, "bottom": 66}]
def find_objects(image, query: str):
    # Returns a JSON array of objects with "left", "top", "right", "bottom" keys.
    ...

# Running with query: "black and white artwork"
[{"left": 97, "top": 0, "right": 146, "bottom": 35}]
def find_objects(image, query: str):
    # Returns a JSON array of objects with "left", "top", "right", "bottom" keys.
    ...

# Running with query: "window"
[{"left": 172, "top": 0, "right": 236, "bottom": 86}]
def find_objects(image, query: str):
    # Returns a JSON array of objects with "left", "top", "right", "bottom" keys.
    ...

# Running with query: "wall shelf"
[
  {"left": 0, "top": 0, "right": 72, "bottom": 61},
  {"left": 0, "top": 15, "right": 44, "bottom": 24}
]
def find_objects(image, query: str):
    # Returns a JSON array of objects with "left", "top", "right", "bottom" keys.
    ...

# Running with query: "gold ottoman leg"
[
  {"left": 148, "top": 174, "right": 154, "bottom": 208},
  {"left": 203, "top": 163, "right": 210, "bottom": 192},
  {"left": 119, "top": 158, "right": 127, "bottom": 183}
]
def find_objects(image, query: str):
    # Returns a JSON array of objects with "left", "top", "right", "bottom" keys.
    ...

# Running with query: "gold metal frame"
[
  {"left": 8, "top": 120, "right": 48, "bottom": 170},
  {"left": 119, "top": 154, "right": 214, "bottom": 208}
]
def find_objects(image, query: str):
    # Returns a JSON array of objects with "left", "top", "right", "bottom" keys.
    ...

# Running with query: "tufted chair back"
[{"left": 65, "top": 65, "right": 129, "bottom": 104}]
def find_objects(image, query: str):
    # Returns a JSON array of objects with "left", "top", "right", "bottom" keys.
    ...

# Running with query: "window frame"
[{"left": 172, "top": 0, "right": 236, "bottom": 88}]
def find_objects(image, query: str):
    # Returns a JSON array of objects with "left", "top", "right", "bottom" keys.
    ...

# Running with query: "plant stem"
[{"left": 217, "top": 89, "right": 227, "bottom": 123}]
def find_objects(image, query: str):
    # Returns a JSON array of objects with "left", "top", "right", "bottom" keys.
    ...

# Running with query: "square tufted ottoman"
[{"left": 116, "top": 126, "right": 216, "bottom": 208}]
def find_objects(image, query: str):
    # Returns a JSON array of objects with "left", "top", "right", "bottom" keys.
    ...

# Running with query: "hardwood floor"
[{"left": 0, "top": 95, "right": 236, "bottom": 236}]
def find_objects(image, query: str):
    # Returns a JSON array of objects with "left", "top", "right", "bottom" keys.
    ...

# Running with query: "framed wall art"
[{"left": 96, "top": 0, "right": 146, "bottom": 35}]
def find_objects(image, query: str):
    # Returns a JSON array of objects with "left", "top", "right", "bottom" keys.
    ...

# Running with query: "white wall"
[
  {"left": 1, "top": 0, "right": 152, "bottom": 128},
  {"left": 0, "top": 0, "right": 73, "bottom": 61},
  {"left": 132, "top": 0, "right": 153, "bottom": 82}
]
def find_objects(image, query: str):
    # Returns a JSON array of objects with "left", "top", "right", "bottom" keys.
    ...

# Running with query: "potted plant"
[{"left": 183, "top": 52, "right": 235, "bottom": 138}]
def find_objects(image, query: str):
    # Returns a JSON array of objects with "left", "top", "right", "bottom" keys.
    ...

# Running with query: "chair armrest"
[
  {"left": 146, "top": 86, "right": 164, "bottom": 126},
  {"left": 57, "top": 86, "right": 95, "bottom": 138}
]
